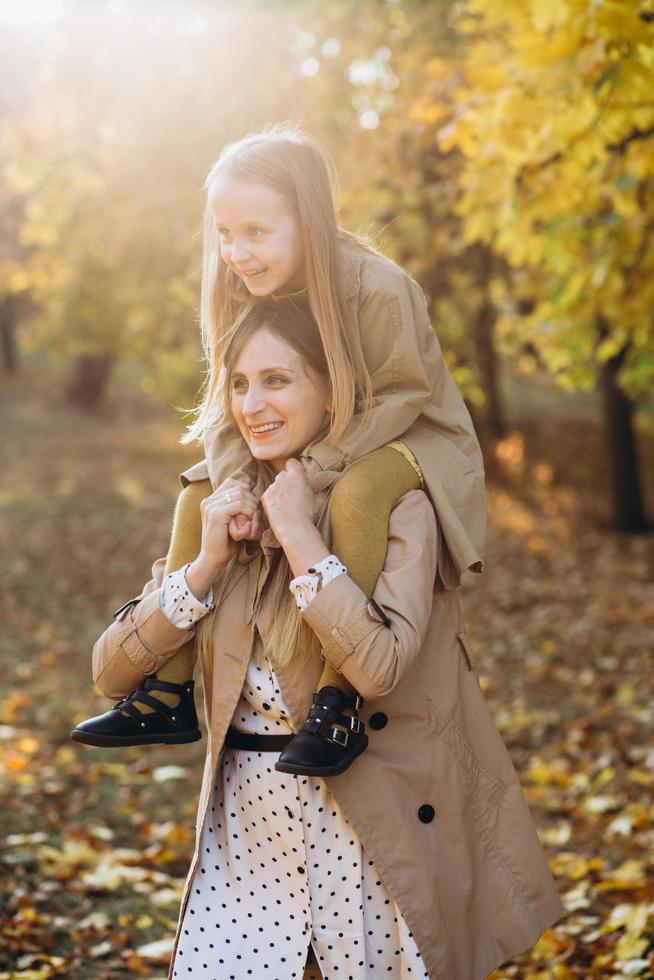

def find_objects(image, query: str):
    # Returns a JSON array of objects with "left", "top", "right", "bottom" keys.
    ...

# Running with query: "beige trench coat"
[{"left": 92, "top": 477, "right": 564, "bottom": 980}]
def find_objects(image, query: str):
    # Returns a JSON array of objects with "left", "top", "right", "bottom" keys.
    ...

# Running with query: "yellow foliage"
[
  {"left": 606, "top": 902, "right": 650, "bottom": 934},
  {"left": 17, "top": 737, "right": 39, "bottom": 755},
  {"left": 408, "top": 98, "right": 448, "bottom": 127},
  {"left": 527, "top": 757, "right": 571, "bottom": 787},
  {"left": 615, "top": 930, "right": 649, "bottom": 960},
  {"left": 443, "top": 0, "right": 654, "bottom": 397},
  {"left": 596, "top": 859, "right": 649, "bottom": 890}
]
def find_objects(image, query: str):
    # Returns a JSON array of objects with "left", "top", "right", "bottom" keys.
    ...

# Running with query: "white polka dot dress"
[{"left": 171, "top": 654, "right": 428, "bottom": 980}]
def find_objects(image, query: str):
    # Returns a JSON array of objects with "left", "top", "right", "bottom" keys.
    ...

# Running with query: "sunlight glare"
[
  {"left": 0, "top": 0, "right": 64, "bottom": 26},
  {"left": 300, "top": 56, "right": 320, "bottom": 77},
  {"left": 360, "top": 109, "right": 380, "bottom": 129}
]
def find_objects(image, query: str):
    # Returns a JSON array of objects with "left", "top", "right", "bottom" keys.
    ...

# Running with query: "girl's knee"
[
  {"left": 177, "top": 478, "right": 212, "bottom": 515},
  {"left": 331, "top": 452, "right": 386, "bottom": 513},
  {"left": 331, "top": 447, "right": 411, "bottom": 524}
]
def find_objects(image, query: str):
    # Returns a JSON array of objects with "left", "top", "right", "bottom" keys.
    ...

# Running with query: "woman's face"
[
  {"left": 230, "top": 327, "right": 331, "bottom": 472},
  {"left": 209, "top": 175, "right": 306, "bottom": 296}
]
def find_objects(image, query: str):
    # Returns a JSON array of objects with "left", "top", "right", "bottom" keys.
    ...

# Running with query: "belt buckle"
[
  {"left": 349, "top": 716, "right": 361, "bottom": 734},
  {"left": 331, "top": 726, "right": 349, "bottom": 747}
]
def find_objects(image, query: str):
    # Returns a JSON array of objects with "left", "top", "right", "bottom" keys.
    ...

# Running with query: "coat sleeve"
[
  {"left": 330, "top": 263, "right": 443, "bottom": 462},
  {"left": 299, "top": 489, "right": 437, "bottom": 701},
  {"left": 92, "top": 557, "right": 199, "bottom": 700}
]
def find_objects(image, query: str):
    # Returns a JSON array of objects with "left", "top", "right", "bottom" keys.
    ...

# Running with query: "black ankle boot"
[
  {"left": 275, "top": 686, "right": 368, "bottom": 777},
  {"left": 70, "top": 677, "right": 201, "bottom": 747}
]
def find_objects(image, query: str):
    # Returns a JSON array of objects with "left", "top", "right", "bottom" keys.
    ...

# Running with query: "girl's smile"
[{"left": 209, "top": 176, "right": 306, "bottom": 296}]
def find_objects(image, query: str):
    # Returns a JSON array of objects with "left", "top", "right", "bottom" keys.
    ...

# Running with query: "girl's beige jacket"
[{"left": 92, "top": 485, "right": 564, "bottom": 980}]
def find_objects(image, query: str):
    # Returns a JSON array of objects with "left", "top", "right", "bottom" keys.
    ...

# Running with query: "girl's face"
[
  {"left": 230, "top": 327, "right": 331, "bottom": 472},
  {"left": 209, "top": 176, "right": 306, "bottom": 296}
]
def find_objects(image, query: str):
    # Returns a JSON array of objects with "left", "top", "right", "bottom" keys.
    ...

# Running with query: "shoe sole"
[
  {"left": 274, "top": 735, "right": 369, "bottom": 777},
  {"left": 70, "top": 729, "right": 202, "bottom": 747}
]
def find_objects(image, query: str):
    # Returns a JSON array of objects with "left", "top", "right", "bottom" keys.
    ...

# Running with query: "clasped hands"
[
  {"left": 186, "top": 459, "right": 330, "bottom": 600},
  {"left": 196, "top": 458, "right": 320, "bottom": 571}
]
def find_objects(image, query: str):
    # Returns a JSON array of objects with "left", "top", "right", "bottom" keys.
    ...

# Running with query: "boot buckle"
[
  {"left": 349, "top": 716, "right": 361, "bottom": 734},
  {"left": 331, "top": 726, "right": 349, "bottom": 747}
]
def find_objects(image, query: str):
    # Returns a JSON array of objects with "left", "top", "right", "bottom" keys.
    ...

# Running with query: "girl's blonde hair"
[
  {"left": 182, "top": 120, "right": 375, "bottom": 448},
  {"left": 194, "top": 296, "right": 333, "bottom": 672}
]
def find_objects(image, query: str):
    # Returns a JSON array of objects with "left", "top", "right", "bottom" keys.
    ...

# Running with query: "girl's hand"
[
  {"left": 261, "top": 460, "right": 329, "bottom": 576},
  {"left": 185, "top": 479, "right": 259, "bottom": 600}
]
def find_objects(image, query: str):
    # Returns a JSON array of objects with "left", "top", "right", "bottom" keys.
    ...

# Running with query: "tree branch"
[{"left": 607, "top": 124, "right": 654, "bottom": 155}]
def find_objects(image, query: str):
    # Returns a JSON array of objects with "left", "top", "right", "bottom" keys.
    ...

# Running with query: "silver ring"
[{"left": 224, "top": 491, "right": 233, "bottom": 503}]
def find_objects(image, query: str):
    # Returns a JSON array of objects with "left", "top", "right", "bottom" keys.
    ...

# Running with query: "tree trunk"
[
  {"left": 66, "top": 354, "right": 114, "bottom": 411},
  {"left": 1, "top": 294, "right": 18, "bottom": 373},
  {"left": 598, "top": 347, "right": 649, "bottom": 531},
  {"left": 473, "top": 292, "right": 506, "bottom": 441},
  {"left": 471, "top": 249, "right": 506, "bottom": 441}
]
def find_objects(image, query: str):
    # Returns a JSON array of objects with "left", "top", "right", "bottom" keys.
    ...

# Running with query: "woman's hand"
[
  {"left": 229, "top": 505, "right": 263, "bottom": 545},
  {"left": 185, "top": 479, "right": 260, "bottom": 600},
  {"left": 261, "top": 459, "right": 315, "bottom": 536},
  {"left": 261, "top": 460, "right": 329, "bottom": 576}
]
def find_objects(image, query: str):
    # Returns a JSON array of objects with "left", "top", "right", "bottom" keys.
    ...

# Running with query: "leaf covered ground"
[{"left": 1, "top": 373, "right": 653, "bottom": 979}]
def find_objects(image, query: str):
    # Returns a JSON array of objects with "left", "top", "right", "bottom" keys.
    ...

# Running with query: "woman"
[{"left": 89, "top": 298, "right": 563, "bottom": 979}]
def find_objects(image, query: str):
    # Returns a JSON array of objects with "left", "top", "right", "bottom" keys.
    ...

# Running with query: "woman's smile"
[
  {"left": 248, "top": 421, "right": 284, "bottom": 438},
  {"left": 230, "top": 327, "right": 331, "bottom": 471}
]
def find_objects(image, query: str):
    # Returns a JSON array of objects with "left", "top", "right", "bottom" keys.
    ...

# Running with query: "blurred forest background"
[{"left": 1, "top": 0, "right": 653, "bottom": 977}]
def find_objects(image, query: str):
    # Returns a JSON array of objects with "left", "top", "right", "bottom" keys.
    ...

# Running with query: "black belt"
[{"left": 224, "top": 727, "right": 294, "bottom": 751}]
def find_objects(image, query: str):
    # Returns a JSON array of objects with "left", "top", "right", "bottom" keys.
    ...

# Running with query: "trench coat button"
[
  {"left": 369, "top": 712, "right": 388, "bottom": 730},
  {"left": 418, "top": 804, "right": 435, "bottom": 823}
]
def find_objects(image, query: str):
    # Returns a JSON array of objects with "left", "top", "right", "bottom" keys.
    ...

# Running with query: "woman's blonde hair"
[
  {"left": 182, "top": 120, "right": 375, "bottom": 448},
  {"left": 194, "top": 296, "right": 334, "bottom": 672}
]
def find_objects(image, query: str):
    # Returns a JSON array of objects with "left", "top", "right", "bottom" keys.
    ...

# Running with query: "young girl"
[{"left": 71, "top": 122, "right": 486, "bottom": 778}]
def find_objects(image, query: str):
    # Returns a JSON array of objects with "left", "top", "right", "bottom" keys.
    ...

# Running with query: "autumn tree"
[
  {"left": 0, "top": 27, "right": 44, "bottom": 375},
  {"left": 283, "top": 1, "right": 502, "bottom": 437},
  {"left": 438, "top": 0, "right": 654, "bottom": 530},
  {"left": 1, "top": 6, "right": 291, "bottom": 409},
  {"left": 3, "top": 1, "right": 507, "bottom": 430}
]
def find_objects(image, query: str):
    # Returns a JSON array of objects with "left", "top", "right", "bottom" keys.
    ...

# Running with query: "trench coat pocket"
[
  {"left": 426, "top": 628, "right": 507, "bottom": 824},
  {"left": 456, "top": 631, "right": 476, "bottom": 672},
  {"left": 428, "top": 629, "right": 506, "bottom": 813},
  {"left": 435, "top": 712, "right": 507, "bottom": 813}
]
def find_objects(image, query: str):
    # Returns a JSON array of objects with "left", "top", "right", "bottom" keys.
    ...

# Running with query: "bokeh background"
[{"left": 1, "top": 1, "right": 653, "bottom": 977}]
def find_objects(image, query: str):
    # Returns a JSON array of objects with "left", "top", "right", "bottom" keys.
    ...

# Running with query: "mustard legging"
[{"left": 138, "top": 444, "right": 423, "bottom": 712}]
